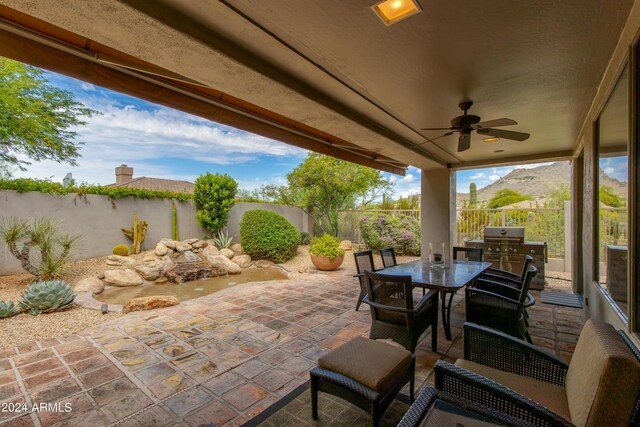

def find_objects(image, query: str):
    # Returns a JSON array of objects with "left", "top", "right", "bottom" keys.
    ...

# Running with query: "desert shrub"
[
  {"left": 112, "top": 244, "right": 129, "bottom": 256},
  {"left": 299, "top": 231, "right": 310, "bottom": 245},
  {"left": 213, "top": 230, "right": 233, "bottom": 248},
  {"left": 0, "top": 301, "right": 17, "bottom": 319},
  {"left": 240, "top": 210, "right": 299, "bottom": 263},
  {"left": 0, "top": 217, "right": 81, "bottom": 280},
  {"left": 194, "top": 173, "right": 238, "bottom": 235},
  {"left": 309, "top": 234, "right": 345, "bottom": 259},
  {"left": 359, "top": 213, "right": 420, "bottom": 255},
  {"left": 18, "top": 280, "right": 75, "bottom": 315}
]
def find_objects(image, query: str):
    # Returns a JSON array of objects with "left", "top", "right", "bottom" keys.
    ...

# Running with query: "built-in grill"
[{"left": 465, "top": 226, "right": 547, "bottom": 289}]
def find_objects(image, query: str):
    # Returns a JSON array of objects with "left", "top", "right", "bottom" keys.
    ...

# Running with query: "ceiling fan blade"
[
  {"left": 458, "top": 132, "right": 471, "bottom": 152},
  {"left": 421, "top": 127, "right": 455, "bottom": 131},
  {"left": 477, "top": 128, "right": 530, "bottom": 141},
  {"left": 473, "top": 118, "right": 517, "bottom": 129}
]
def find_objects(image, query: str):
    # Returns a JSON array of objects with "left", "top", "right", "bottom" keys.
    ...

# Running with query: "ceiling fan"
[{"left": 421, "top": 101, "right": 530, "bottom": 152}]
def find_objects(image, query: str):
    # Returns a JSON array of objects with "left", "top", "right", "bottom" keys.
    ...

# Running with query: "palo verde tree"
[
  {"left": 262, "top": 153, "right": 392, "bottom": 236},
  {"left": 486, "top": 189, "right": 530, "bottom": 209},
  {"left": 0, "top": 57, "right": 97, "bottom": 170},
  {"left": 194, "top": 173, "right": 238, "bottom": 236}
]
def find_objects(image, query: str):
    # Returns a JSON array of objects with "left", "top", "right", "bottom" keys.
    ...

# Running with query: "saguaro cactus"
[
  {"left": 469, "top": 182, "right": 478, "bottom": 208},
  {"left": 171, "top": 201, "right": 179, "bottom": 241},
  {"left": 122, "top": 212, "right": 148, "bottom": 254}
]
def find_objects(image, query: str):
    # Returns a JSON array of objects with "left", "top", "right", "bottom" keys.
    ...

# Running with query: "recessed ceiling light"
[
  {"left": 371, "top": 0, "right": 422, "bottom": 26},
  {"left": 483, "top": 137, "right": 500, "bottom": 142},
  {"left": 494, "top": 149, "right": 504, "bottom": 153}
]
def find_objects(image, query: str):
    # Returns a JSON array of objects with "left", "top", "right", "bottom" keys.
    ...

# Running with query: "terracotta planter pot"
[{"left": 310, "top": 254, "right": 344, "bottom": 271}]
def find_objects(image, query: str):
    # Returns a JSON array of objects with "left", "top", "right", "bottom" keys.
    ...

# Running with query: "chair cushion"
[
  {"left": 317, "top": 337, "right": 412, "bottom": 393},
  {"left": 455, "top": 359, "right": 571, "bottom": 421},
  {"left": 566, "top": 319, "right": 640, "bottom": 427}
]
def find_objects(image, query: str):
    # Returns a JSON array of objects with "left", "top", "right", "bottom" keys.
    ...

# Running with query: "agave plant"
[
  {"left": 213, "top": 230, "right": 233, "bottom": 248},
  {"left": 0, "top": 301, "right": 17, "bottom": 319},
  {"left": 19, "top": 280, "right": 75, "bottom": 315}
]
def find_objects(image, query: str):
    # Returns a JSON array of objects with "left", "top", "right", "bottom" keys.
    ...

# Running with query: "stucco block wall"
[{"left": 0, "top": 190, "right": 306, "bottom": 275}]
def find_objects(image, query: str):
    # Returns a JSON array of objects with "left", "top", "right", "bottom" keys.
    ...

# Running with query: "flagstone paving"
[{"left": 0, "top": 270, "right": 582, "bottom": 426}]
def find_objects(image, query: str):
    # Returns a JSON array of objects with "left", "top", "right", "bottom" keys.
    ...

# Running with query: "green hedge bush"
[
  {"left": 240, "top": 210, "right": 299, "bottom": 263},
  {"left": 359, "top": 213, "right": 420, "bottom": 255},
  {"left": 309, "top": 234, "right": 344, "bottom": 259},
  {"left": 194, "top": 173, "right": 238, "bottom": 235}
]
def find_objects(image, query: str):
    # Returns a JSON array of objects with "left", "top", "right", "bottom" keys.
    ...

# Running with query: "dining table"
[{"left": 380, "top": 259, "right": 492, "bottom": 341}]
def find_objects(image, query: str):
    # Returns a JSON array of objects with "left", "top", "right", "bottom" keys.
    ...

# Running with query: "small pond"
[{"left": 95, "top": 267, "right": 288, "bottom": 305}]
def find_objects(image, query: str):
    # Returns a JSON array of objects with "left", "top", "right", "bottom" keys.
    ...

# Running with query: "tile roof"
[{"left": 108, "top": 177, "right": 194, "bottom": 194}]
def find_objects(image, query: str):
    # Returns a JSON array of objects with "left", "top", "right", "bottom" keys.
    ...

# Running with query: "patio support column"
[{"left": 420, "top": 168, "right": 456, "bottom": 258}]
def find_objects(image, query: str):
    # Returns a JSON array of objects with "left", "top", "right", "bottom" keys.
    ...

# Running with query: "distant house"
[{"left": 107, "top": 164, "right": 194, "bottom": 194}]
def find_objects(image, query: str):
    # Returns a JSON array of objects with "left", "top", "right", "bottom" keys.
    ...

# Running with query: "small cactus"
[
  {"left": 0, "top": 301, "right": 17, "bottom": 319},
  {"left": 19, "top": 280, "right": 75, "bottom": 315},
  {"left": 172, "top": 202, "right": 179, "bottom": 241},
  {"left": 112, "top": 244, "right": 130, "bottom": 256},
  {"left": 122, "top": 212, "right": 147, "bottom": 254}
]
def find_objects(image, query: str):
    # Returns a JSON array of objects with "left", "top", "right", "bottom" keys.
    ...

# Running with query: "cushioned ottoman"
[{"left": 310, "top": 337, "right": 415, "bottom": 427}]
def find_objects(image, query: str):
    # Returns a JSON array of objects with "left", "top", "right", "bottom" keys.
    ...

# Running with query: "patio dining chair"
[
  {"left": 362, "top": 270, "right": 439, "bottom": 352},
  {"left": 353, "top": 250, "right": 378, "bottom": 311},
  {"left": 380, "top": 247, "right": 398, "bottom": 269},
  {"left": 465, "top": 265, "right": 537, "bottom": 342},
  {"left": 434, "top": 321, "right": 640, "bottom": 427}
]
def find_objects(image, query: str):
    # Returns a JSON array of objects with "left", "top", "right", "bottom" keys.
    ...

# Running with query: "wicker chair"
[
  {"left": 353, "top": 250, "right": 378, "bottom": 311},
  {"left": 434, "top": 321, "right": 640, "bottom": 427},
  {"left": 465, "top": 266, "right": 537, "bottom": 342},
  {"left": 362, "top": 270, "right": 439, "bottom": 352},
  {"left": 380, "top": 247, "right": 397, "bottom": 269},
  {"left": 481, "top": 254, "right": 533, "bottom": 283},
  {"left": 453, "top": 246, "right": 483, "bottom": 262}
]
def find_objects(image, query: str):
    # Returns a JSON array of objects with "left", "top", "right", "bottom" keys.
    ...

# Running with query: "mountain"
[{"left": 457, "top": 162, "right": 627, "bottom": 205}]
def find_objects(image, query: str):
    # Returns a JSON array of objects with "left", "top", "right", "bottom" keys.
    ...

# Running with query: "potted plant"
[{"left": 309, "top": 234, "right": 345, "bottom": 271}]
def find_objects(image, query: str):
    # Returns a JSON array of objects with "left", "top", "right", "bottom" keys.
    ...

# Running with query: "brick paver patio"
[{"left": 0, "top": 270, "right": 583, "bottom": 426}]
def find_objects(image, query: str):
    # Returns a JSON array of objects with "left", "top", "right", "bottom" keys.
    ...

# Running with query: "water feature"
[{"left": 95, "top": 267, "right": 288, "bottom": 305}]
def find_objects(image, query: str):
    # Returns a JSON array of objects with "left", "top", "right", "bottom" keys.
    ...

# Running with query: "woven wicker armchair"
[
  {"left": 434, "top": 322, "right": 640, "bottom": 427},
  {"left": 353, "top": 250, "right": 378, "bottom": 311},
  {"left": 465, "top": 265, "right": 537, "bottom": 342},
  {"left": 481, "top": 254, "right": 533, "bottom": 283},
  {"left": 362, "top": 270, "right": 439, "bottom": 352},
  {"left": 379, "top": 247, "right": 397, "bottom": 269}
]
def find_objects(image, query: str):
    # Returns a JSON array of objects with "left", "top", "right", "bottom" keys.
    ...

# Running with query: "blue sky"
[{"left": 14, "top": 69, "right": 553, "bottom": 196}]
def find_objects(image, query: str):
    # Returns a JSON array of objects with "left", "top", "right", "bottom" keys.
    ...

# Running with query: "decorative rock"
[
  {"left": 165, "top": 262, "right": 226, "bottom": 283},
  {"left": 219, "top": 248, "right": 235, "bottom": 259},
  {"left": 192, "top": 240, "right": 208, "bottom": 249},
  {"left": 133, "top": 258, "right": 165, "bottom": 281},
  {"left": 202, "top": 246, "right": 220, "bottom": 258},
  {"left": 155, "top": 277, "right": 168, "bottom": 284},
  {"left": 103, "top": 269, "right": 144, "bottom": 287},
  {"left": 232, "top": 254, "right": 252, "bottom": 268},
  {"left": 174, "top": 250, "right": 202, "bottom": 264},
  {"left": 184, "top": 238, "right": 199, "bottom": 245},
  {"left": 106, "top": 255, "right": 136, "bottom": 267},
  {"left": 97, "top": 273, "right": 105, "bottom": 280},
  {"left": 298, "top": 265, "right": 318, "bottom": 274},
  {"left": 205, "top": 255, "right": 242, "bottom": 274},
  {"left": 230, "top": 243, "right": 245, "bottom": 255},
  {"left": 74, "top": 277, "right": 105, "bottom": 294},
  {"left": 175, "top": 242, "right": 192, "bottom": 253},
  {"left": 160, "top": 238, "right": 177, "bottom": 249},
  {"left": 255, "top": 260, "right": 275, "bottom": 268},
  {"left": 339, "top": 240, "right": 353, "bottom": 251},
  {"left": 155, "top": 243, "right": 169, "bottom": 256},
  {"left": 123, "top": 296, "right": 180, "bottom": 314}
]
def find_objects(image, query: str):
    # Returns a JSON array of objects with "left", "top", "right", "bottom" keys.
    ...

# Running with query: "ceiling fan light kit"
[{"left": 421, "top": 100, "right": 531, "bottom": 152}]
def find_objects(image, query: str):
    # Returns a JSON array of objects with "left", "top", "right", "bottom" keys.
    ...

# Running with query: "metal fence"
[{"left": 338, "top": 206, "right": 626, "bottom": 260}]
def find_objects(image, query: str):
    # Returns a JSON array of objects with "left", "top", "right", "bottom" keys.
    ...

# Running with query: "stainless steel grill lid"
[{"left": 483, "top": 226, "right": 525, "bottom": 242}]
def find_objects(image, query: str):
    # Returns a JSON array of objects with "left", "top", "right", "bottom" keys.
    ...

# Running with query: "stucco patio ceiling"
[{"left": 0, "top": 0, "right": 633, "bottom": 172}]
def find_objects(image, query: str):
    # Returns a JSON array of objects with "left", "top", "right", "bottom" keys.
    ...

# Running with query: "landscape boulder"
[
  {"left": 174, "top": 250, "right": 201, "bottom": 264},
  {"left": 205, "top": 254, "right": 242, "bottom": 274},
  {"left": 123, "top": 296, "right": 180, "bottom": 314},
  {"left": 192, "top": 240, "right": 208, "bottom": 249},
  {"left": 106, "top": 255, "right": 136, "bottom": 267},
  {"left": 219, "top": 248, "right": 235, "bottom": 259},
  {"left": 230, "top": 243, "right": 245, "bottom": 255},
  {"left": 160, "top": 238, "right": 177, "bottom": 250},
  {"left": 165, "top": 262, "right": 226, "bottom": 283},
  {"left": 133, "top": 258, "right": 165, "bottom": 281},
  {"left": 232, "top": 254, "right": 252, "bottom": 268},
  {"left": 103, "top": 269, "right": 144, "bottom": 287},
  {"left": 175, "top": 242, "right": 192, "bottom": 253},
  {"left": 74, "top": 277, "right": 105, "bottom": 294},
  {"left": 155, "top": 243, "right": 169, "bottom": 256},
  {"left": 339, "top": 240, "right": 353, "bottom": 251},
  {"left": 202, "top": 246, "right": 220, "bottom": 258},
  {"left": 184, "top": 238, "right": 199, "bottom": 245}
]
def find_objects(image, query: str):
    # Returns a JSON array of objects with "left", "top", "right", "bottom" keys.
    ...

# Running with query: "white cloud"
[
  {"left": 604, "top": 167, "right": 615, "bottom": 175},
  {"left": 80, "top": 82, "right": 96, "bottom": 91},
  {"left": 403, "top": 173, "right": 415, "bottom": 183},
  {"left": 470, "top": 173, "right": 485, "bottom": 179},
  {"left": 489, "top": 174, "right": 500, "bottom": 181}
]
